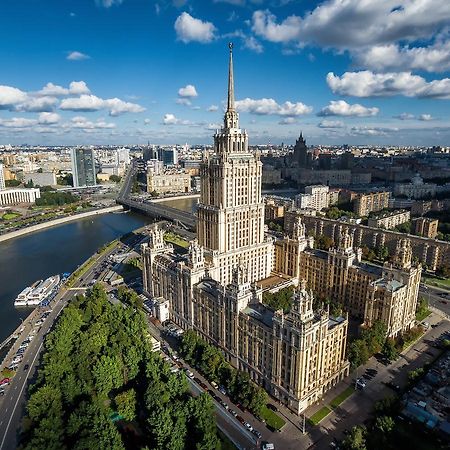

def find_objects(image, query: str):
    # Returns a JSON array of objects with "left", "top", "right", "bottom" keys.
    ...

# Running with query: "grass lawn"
[
  {"left": 423, "top": 276, "right": 450, "bottom": 290},
  {"left": 329, "top": 386, "right": 354, "bottom": 409},
  {"left": 164, "top": 232, "right": 190, "bottom": 249},
  {"left": 66, "top": 257, "right": 96, "bottom": 287},
  {"left": 309, "top": 406, "right": 332, "bottom": 425},
  {"left": 260, "top": 405, "right": 286, "bottom": 430},
  {"left": 2, "top": 212, "right": 21, "bottom": 220},
  {"left": 415, "top": 309, "right": 431, "bottom": 322}
]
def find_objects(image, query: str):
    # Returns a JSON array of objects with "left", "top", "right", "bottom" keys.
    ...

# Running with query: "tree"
[
  {"left": 109, "top": 174, "right": 121, "bottom": 183},
  {"left": 115, "top": 389, "right": 136, "bottom": 421},
  {"left": 382, "top": 338, "right": 399, "bottom": 362},
  {"left": 348, "top": 339, "right": 370, "bottom": 368},
  {"left": 315, "top": 234, "right": 334, "bottom": 250},
  {"left": 342, "top": 425, "right": 367, "bottom": 450},
  {"left": 374, "top": 415, "right": 395, "bottom": 434}
]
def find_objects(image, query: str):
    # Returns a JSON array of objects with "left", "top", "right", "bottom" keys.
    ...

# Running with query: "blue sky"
[{"left": 0, "top": 0, "right": 449, "bottom": 145}]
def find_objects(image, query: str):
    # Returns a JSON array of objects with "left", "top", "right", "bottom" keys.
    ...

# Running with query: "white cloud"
[
  {"left": 235, "top": 97, "right": 312, "bottom": 116},
  {"left": 67, "top": 51, "right": 91, "bottom": 61},
  {"left": 174, "top": 12, "right": 216, "bottom": 43},
  {"left": 206, "top": 122, "right": 222, "bottom": 130},
  {"left": 144, "top": 118, "right": 151, "bottom": 125},
  {"left": 95, "top": 0, "right": 123, "bottom": 8},
  {"left": 176, "top": 98, "right": 191, "bottom": 106},
  {"left": 0, "top": 86, "right": 28, "bottom": 108},
  {"left": 354, "top": 40, "right": 450, "bottom": 73},
  {"left": 252, "top": 2, "right": 450, "bottom": 48},
  {"left": 419, "top": 114, "right": 433, "bottom": 121},
  {"left": 327, "top": 71, "right": 450, "bottom": 99},
  {"left": 69, "top": 116, "right": 116, "bottom": 129},
  {"left": 69, "top": 81, "right": 91, "bottom": 95},
  {"left": 60, "top": 94, "right": 145, "bottom": 115},
  {"left": 37, "top": 81, "right": 90, "bottom": 97},
  {"left": 207, "top": 104, "right": 218, "bottom": 112},
  {"left": 0, "top": 117, "right": 37, "bottom": 128},
  {"left": 37, "top": 82, "right": 70, "bottom": 96},
  {"left": 252, "top": 10, "right": 301, "bottom": 43},
  {"left": 243, "top": 35, "right": 263, "bottom": 53},
  {"left": 279, "top": 117, "right": 298, "bottom": 125},
  {"left": 38, "top": 112, "right": 60, "bottom": 124},
  {"left": 15, "top": 96, "right": 58, "bottom": 112},
  {"left": 350, "top": 126, "right": 399, "bottom": 136},
  {"left": 162, "top": 113, "right": 190, "bottom": 125},
  {"left": 318, "top": 120, "right": 345, "bottom": 128},
  {"left": 178, "top": 84, "right": 198, "bottom": 98},
  {"left": 318, "top": 100, "right": 378, "bottom": 117},
  {"left": 394, "top": 113, "right": 415, "bottom": 120}
]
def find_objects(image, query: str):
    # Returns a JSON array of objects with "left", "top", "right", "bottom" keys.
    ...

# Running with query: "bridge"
[{"left": 116, "top": 161, "right": 196, "bottom": 231}]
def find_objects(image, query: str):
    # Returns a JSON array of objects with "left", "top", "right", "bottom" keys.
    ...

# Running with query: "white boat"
[{"left": 14, "top": 275, "right": 60, "bottom": 307}]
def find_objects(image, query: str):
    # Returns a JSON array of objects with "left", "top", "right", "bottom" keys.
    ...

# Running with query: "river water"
[{"left": 0, "top": 212, "right": 152, "bottom": 343}]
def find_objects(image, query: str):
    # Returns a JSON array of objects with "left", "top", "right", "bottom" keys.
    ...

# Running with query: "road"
[
  {"left": 419, "top": 284, "right": 450, "bottom": 317},
  {"left": 0, "top": 241, "right": 122, "bottom": 450}
]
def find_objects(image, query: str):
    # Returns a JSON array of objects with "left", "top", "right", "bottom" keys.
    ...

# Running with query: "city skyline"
[{"left": 0, "top": 0, "right": 449, "bottom": 145}]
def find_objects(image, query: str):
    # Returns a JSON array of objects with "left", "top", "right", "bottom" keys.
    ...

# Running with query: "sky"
[{"left": 0, "top": 0, "right": 449, "bottom": 146}]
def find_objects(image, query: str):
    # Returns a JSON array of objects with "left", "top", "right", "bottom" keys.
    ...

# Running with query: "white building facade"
[{"left": 0, "top": 188, "right": 40, "bottom": 206}]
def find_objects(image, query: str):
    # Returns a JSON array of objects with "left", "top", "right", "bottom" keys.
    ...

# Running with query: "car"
[
  {"left": 0, "top": 378, "right": 11, "bottom": 386},
  {"left": 0, "top": 391, "right": 4, "bottom": 396},
  {"left": 211, "top": 381, "right": 218, "bottom": 389},
  {"left": 24, "top": 364, "right": 29, "bottom": 371},
  {"left": 230, "top": 409, "right": 238, "bottom": 417},
  {"left": 185, "top": 370, "right": 194, "bottom": 378},
  {"left": 237, "top": 416, "right": 245, "bottom": 424},
  {"left": 440, "top": 300, "right": 448, "bottom": 304},
  {"left": 199, "top": 381, "right": 208, "bottom": 390},
  {"left": 262, "top": 443, "right": 275, "bottom": 450},
  {"left": 385, "top": 381, "right": 401, "bottom": 392},
  {"left": 245, "top": 422, "right": 253, "bottom": 432},
  {"left": 252, "top": 429, "right": 262, "bottom": 439},
  {"left": 267, "top": 404, "right": 278, "bottom": 412},
  {"left": 220, "top": 401, "right": 229, "bottom": 410},
  {"left": 218, "top": 385, "right": 227, "bottom": 395}
]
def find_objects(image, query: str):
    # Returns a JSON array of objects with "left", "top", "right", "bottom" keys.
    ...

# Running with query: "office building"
[
  {"left": 161, "top": 148, "right": 178, "bottom": 167},
  {"left": 142, "top": 46, "right": 349, "bottom": 415},
  {"left": 70, "top": 148, "right": 96, "bottom": 187}
]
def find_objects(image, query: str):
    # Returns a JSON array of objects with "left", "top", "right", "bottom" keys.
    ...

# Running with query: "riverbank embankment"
[{"left": 0, "top": 205, "right": 123, "bottom": 243}]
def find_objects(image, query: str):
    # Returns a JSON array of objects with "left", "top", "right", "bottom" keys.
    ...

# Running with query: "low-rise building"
[
  {"left": 412, "top": 217, "right": 439, "bottom": 239},
  {"left": 394, "top": 174, "right": 437, "bottom": 199},
  {"left": 353, "top": 191, "right": 390, "bottom": 217},
  {"left": 367, "top": 209, "right": 410, "bottom": 230},
  {"left": 147, "top": 170, "right": 191, "bottom": 194},
  {"left": 0, "top": 187, "right": 40, "bottom": 206}
]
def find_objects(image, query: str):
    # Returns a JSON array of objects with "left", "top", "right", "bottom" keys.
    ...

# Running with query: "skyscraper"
[
  {"left": 70, "top": 148, "right": 96, "bottom": 188},
  {"left": 0, "top": 163, "right": 5, "bottom": 190},
  {"left": 196, "top": 42, "right": 273, "bottom": 285}
]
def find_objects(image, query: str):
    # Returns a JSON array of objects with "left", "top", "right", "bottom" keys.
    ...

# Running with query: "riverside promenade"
[{"left": 0, "top": 205, "right": 123, "bottom": 243}]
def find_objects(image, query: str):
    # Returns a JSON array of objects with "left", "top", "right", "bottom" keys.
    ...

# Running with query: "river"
[{"left": 0, "top": 211, "right": 152, "bottom": 343}]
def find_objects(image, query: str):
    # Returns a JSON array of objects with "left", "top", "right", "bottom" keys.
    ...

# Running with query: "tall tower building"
[
  {"left": 70, "top": 148, "right": 96, "bottom": 187},
  {"left": 196, "top": 43, "right": 273, "bottom": 285},
  {"left": 0, "top": 163, "right": 5, "bottom": 190}
]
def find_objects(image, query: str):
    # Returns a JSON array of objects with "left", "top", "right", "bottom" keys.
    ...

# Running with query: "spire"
[{"left": 227, "top": 42, "right": 235, "bottom": 111}]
